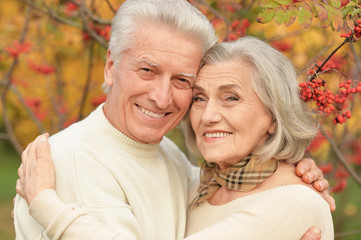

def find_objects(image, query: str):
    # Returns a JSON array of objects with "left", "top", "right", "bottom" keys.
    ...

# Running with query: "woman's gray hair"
[
  {"left": 103, "top": 0, "right": 217, "bottom": 92},
  {"left": 185, "top": 36, "right": 318, "bottom": 164}
]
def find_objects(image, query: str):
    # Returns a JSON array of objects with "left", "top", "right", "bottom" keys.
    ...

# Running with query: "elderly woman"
[
  {"left": 15, "top": 37, "right": 333, "bottom": 240},
  {"left": 184, "top": 37, "right": 333, "bottom": 239}
]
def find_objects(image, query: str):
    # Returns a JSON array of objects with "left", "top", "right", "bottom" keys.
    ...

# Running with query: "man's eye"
[
  {"left": 141, "top": 68, "right": 151, "bottom": 72},
  {"left": 173, "top": 78, "right": 192, "bottom": 89}
]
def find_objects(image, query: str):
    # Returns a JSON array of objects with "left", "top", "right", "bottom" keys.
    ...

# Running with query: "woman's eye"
[
  {"left": 193, "top": 94, "right": 206, "bottom": 102},
  {"left": 227, "top": 96, "right": 239, "bottom": 101}
]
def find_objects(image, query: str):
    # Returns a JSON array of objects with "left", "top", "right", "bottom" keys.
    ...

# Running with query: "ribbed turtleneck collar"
[{"left": 87, "top": 103, "right": 160, "bottom": 160}]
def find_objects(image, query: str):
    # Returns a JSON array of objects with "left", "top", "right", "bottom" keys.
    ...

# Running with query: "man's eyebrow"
[
  {"left": 138, "top": 59, "right": 159, "bottom": 67},
  {"left": 179, "top": 72, "right": 196, "bottom": 81}
]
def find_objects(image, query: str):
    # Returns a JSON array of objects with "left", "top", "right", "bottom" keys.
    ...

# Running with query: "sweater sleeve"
[
  {"left": 184, "top": 185, "right": 334, "bottom": 240},
  {"left": 27, "top": 189, "right": 134, "bottom": 240}
]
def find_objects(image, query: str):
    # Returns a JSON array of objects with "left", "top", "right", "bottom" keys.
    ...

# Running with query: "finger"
[
  {"left": 21, "top": 144, "right": 30, "bottom": 164},
  {"left": 11, "top": 210, "right": 14, "bottom": 219},
  {"left": 326, "top": 195, "right": 336, "bottom": 212},
  {"left": 17, "top": 164, "right": 23, "bottom": 178},
  {"left": 300, "top": 226, "right": 321, "bottom": 240},
  {"left": 295, "top": 158, "right": 313, "bottom": 177},
  {"left": 35, "top": 134, "right": 51, "bottom": 160},
  {"left": 15, "top": 179, "right": 23, "bottom": 196},
  {"left": 313, "top": 179, "right": 329, "bottom": 192},
  {"left": 26, "top": 139, "right": 41, "bottom": 166},
  {"left": 302, "top": 167, "right": 323, "bottom": 184}
]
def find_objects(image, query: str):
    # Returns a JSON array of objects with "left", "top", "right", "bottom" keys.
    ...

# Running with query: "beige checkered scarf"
[{"left": 189, "top": 155, "right": 278, "bottom": 209}]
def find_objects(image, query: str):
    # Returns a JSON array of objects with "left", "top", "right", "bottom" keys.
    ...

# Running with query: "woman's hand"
[
  {"left": 16, "top": 133, "right": 55, "bottom": 206},
  {"left": 296, "top": 158, "right": 336, "bottom": 212},
  {"left": 300, "top": 226, "right": 322, "bottom": 240}
]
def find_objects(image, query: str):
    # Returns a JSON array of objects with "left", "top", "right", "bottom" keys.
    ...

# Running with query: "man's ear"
[{"left": 104, "top": 50, "right": 114, "bottom": 87}]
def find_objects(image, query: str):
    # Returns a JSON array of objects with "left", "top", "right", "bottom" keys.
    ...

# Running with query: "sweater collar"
[{"left": 89, "top": 103, "right": 160, "bottom": 159}]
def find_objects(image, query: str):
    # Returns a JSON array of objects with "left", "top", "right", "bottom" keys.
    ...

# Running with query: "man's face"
[{"left": 103, "top": 23, "right": 203, "bottom": 144}]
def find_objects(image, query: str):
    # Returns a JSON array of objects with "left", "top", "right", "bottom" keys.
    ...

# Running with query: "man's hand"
[
  {"left": 16, "top": 133, "right": 55, "bottom": 206},
  {"left": 300, "top": 226, "right": 321, "bottom": 240},
  {"left": 296, "top": 158, "right": 336, "bottom": 212}
]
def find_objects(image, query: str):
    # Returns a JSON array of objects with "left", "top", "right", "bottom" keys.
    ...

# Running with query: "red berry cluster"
[
  {"left": 300, "top": 78, "right": 361, "bottom": 124},
  {"left": 340, "top": 19, "right": 361, "bottom": 38},
  {"left": 226, "top": 19, "right": 250, "bottom": 41}
]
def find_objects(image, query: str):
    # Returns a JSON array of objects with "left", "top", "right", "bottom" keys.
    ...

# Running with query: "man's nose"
[{"left": 149, "top": 77, "right": 173, "bottom": 109}]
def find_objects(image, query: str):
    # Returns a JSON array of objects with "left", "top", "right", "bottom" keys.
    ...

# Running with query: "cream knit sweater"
[
  {"left": 185, "top": 184, "right": 334, "bottom": 240},
  {"left": 14, "top": 104, "right": 199, "bottom": 240}
]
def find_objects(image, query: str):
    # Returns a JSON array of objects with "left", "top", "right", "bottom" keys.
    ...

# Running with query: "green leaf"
[
  {"left": 331, "top": 0, "right": 341, "bottom": 8},
  {"left": 273, "top": 0, "right": 292, "bottom": 5},
  {"left": 351, "top": 8, "right": 361, "bottom": 16},
  {"left": 275, "top": 7, "right": 287, "bottom": 24},
  {"left": 331, "top": 8, "right": 344, "bottom": 31},
  {"left": 342, "top": 5, "right": 356, "bottom": 17},
  {"left": 258, "top": 0, "right": 280, "bottom": 8},
  {"left": 257, "top": 8, "right": 276, "bottom": 23},
  {"left": 345, "top": 1, "right": 357, "bottom": 7},
  {"left": 298, "top": 2, "right": 313, "bottom": 28},
  {"left": 284, "top": 5, "right": 298, "bottom": 26}
]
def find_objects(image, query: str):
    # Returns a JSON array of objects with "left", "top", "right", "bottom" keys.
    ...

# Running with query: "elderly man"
[{"left": 14, "top": 0, "right": 333, "bottom": 240}]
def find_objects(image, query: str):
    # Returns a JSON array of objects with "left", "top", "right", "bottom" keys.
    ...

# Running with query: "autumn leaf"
[
  {"left": 258, "top": 0, "right": 280, "bottom": 8},
  {"left": 298, "top": 2, "right": 313, "bottom": 28},
  {"left": 342, "top": 1, "right": 356, "bottom": 17},
  {"left": 351, "top": 8, "right": 361, "bottom": 17},
  {"left": 330, "top": 0, "right": 341, "bottom": 9},
  {"left": 284, "top": 5, "right": 297, "bottom": 26},
  {"left": 315, "top": 3, "right": 330, "bottom": 28},
  {"left": 257, "top": 8, "right": 276, "bottom": 23},
  {"left": 272, "top": 0, "right": 292, "bottom": 5},
  {"left": 331, "top": 8, "right": 344, "bottom": 31},
  {"left": 275, "top": 7, "right": 287, "bottom": 25}
]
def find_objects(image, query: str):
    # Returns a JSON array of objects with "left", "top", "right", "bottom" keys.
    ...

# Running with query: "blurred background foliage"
[{"left": 1, "top": 0, "right": 361, "bottom": 239}]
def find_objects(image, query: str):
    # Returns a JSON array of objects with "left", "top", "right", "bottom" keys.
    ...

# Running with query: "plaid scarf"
[{"left": 189, "top": 155, "right": 278, "bottom": 209}]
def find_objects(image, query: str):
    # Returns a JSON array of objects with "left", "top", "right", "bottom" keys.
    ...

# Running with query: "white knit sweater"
[{"left": 14, "top": 104, "right": 199, "bottom": 240}]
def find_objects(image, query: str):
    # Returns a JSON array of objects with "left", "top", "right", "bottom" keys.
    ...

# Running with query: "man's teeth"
[
  {"left": 204, "top": 132, "right": 230, "bottom": 138},
  {"left": 140, "top": 107, "right": 166, "bottom": 118}
]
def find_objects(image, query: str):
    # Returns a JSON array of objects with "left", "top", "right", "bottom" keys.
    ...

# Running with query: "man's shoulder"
[
  {"left": 47, "top": 115, "right": 98, "bottom": 162},
  {"left": 159, "top": 136, "right": 186, "bottom": 159}
]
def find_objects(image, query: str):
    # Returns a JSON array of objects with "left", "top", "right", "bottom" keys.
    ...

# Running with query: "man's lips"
[{"left": 138, "top": 105, "right": 168, "bottom": 119}]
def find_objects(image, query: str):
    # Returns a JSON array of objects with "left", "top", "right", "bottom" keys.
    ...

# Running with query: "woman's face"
[{"left": 190, "top": 60, "right": 276, "bottom": 169}]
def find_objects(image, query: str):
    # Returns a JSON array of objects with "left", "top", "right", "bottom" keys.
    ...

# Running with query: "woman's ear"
[
  {"left": 268, "top": 119, "right": 277, "bottom": 135},
  {"left": 104, "top": 50, "right": 114, "bottom": 87}
]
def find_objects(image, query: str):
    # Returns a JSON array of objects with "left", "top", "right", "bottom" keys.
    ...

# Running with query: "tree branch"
[
  {"left": 320, "top": 126, "right": 361, "bottom": 188},
  {"left": 308, "top": 37, "right": 355, "bottom": 81}
]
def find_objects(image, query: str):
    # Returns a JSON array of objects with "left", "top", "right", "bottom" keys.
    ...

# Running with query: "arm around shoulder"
[{"left": 28, "top": 189, "right": 136, "bottom": 240}]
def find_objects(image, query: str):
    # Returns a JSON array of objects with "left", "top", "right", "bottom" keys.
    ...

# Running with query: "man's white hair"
[{"left": 103, "top": 0, "right": 217, "bottom": 93}]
